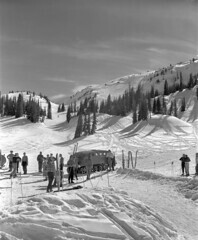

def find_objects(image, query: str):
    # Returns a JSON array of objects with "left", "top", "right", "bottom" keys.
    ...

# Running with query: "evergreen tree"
[
  {"left": 197, "top": 87, "right": 198, "bottom": 100},
  {"left": 66, "top": 105, "right": 71, "bottom": 123},
  {"left": 47, "top": 101, "right": 52, "bottom": 119},
  {"left": 173, "top": 99, "right": 177, "bottom": 117},
  {"left": 150, "top": 85, "right": 155, "bottom": 98},
  {"left": 169, "top": 101, "right": 173, "bottom": 116},
  {"left": 138, "top": 98, "right": 148, "bottom": 121},
  {"left": 156, "top": 97, "right": 162, "bottom": 114},
  {"left": 179, "top": 72, "right": 183, "bottom": 91},
  {"left": 181, "top": 97, "right": 186, "bottom": 112},
  {"left": 57, "top": 105, "right": 61, "bottom": 113},
  {"left": 133, "top": 110, "right": 137, "bottom": 124},
  {"left": 106, "top": 94, "right": 112, "bottom": 114},
  {"left": 61, "top": 103, "right": 65, "bottom": 112},
  {"left": 87, "top": 113, "right": 91, "bottom": 135},
  {"left": 99, "top": 100, "right": 105, "bottom": 113},
  {"left": 91, "top": 111, "right": 97, "bottom": 134},
  {"left": 15, "top": 94, "right": 24, "bottom": 118},
  {"left": 83, "top": 114, "right": 89, "bottom": 136},
  {"left": 164, "top": 80, "right": 169, "bottom": 95},
  {"left": 74, "top": 114, "right": 83, "bottom": 139},
  {"left": 154, "top": 89, "right": 159, "bottom": 97},
  {"left": 152, "top": 98, "right": 157, "bottom": 114},
  {"left": 162, "top": 95, "right": 167, "bottom": 115},
  {"left": 187, "top": 73, "right": 194, "bottom": 89}
]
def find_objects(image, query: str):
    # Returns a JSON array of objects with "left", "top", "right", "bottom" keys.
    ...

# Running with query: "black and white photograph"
[{"left": 0, "top": 0, "right": 198, "bottom": 239}]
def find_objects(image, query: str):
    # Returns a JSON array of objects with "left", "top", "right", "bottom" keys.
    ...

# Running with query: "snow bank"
[{"left": 0, "top": 187, "right": 183, "bottom": 240}]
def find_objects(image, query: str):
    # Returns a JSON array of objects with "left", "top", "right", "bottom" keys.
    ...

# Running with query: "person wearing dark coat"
[
  {"left": 179, "top": 154, "right": 191, "bottom": 176},
  {"left": 46, "top": 155, "right": 56, "bottom": 192},
  {"left": 21, "top": 152, "right": 28, "bottom": 174},
  {"left": 67, "top": 156, "right": 75, "bottom": 184},
  {"left": 37, "top": 152, "right": 44, "bottom": 172}
]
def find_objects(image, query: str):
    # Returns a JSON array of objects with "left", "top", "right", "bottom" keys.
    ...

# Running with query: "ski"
[{"left": 55, "top": 153, "right": 61, "bottom": 192}]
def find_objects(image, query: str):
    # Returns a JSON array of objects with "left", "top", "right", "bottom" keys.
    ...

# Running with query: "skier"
[
  {"left": 67, "top": 155, "right": 75, "bottom": 184},
  {"left": 86, "top": 153, "right": 93, "bottom": 180},
  {"left": 10, "top": 153, "right": 21, "bottom": 178},
  {"left": 37, "top": 151, "right": 44, "bottom": 173},
  {"left": 7, "top": 150, "right": 14, "bottom": 172},
  {"left": 21, "top": 152, "right": 28, "bottom": 174},
  {"left": 106, "top": 150, "right": 114, "bottom": 171},
  {"left": 179, "top": 154, "right": 191, "bottom": 176},
  {"left": 46, "top": 154, "right": 56, "bottom": 192}
]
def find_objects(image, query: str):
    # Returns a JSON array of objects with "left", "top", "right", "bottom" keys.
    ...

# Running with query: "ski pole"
[
  {"left": 19, "top": 165, "right": 24, "bottom": 198},
  {"left": 10, "top": 175, "right": 13, "bottom": 206}
]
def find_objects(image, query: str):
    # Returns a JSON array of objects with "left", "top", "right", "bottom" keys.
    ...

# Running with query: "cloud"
[
  {"left": 42, "top": 77, "right": 75, "bottom": 83},
  {"left": 147, "top": 48, "right": 167, "bottom": 54},
  {"left": 50, "top": 94, "right": 68, "bottom": 100}
]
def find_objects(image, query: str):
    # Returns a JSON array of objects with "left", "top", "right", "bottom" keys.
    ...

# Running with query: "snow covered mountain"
[{"left": 68, "top": 58, "right": 198, "bottom": 106}]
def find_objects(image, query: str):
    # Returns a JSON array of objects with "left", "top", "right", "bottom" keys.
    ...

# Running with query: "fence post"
[
  {"left": 134, "top": 150, "right": 138, "bottom": 169},
  {"left": 122, "top": 150, "right": 125, "bottom": 169},
  {"left": 127, "top": 151, "right": 130, "bottom": 168}
]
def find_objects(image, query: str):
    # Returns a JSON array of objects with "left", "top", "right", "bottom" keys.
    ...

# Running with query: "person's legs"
[
  {"left": 47, "top": 172, "right": 54, "bottom": 192},
  {"left": 181, "top": 162, "right": 185, "bottom": 175},
  {"left": 185, "top": 162, "right": 189, "bottom": 176}
]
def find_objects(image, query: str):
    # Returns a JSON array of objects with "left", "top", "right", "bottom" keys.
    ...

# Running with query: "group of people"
[
  {"left": 36, "top": 152, "right": 64, "bottom": 193},
  {"left": 179, "top": 154, "right": 191, "bottom": 176},
  {"left": 7, "top": 151, "right": 28, "bottom": 178}
]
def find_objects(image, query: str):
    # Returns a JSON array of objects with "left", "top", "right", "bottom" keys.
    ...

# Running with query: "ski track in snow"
[{"left": 1, "top": 110, "right": 198, "bottom": 240}]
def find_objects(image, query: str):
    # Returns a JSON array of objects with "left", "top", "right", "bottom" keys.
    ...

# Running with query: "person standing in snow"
[
  {"left": 46, "top": 154, "right": 56, "bottom": 192},
  {"left": 21, "top": 152, "right": 28, "bottom": 174},
  {"left": 179, "top": 154, "right": 191, "bottom": 176},
  {"left": 7, "top": 150, "right": 14, "bottom": 172},
  {"left": 37, "top": 151, "right": 44, "bottom": 173},
  {"left": 43, "top": 155, "right": 49, "bottom": 181},
  {"left": 106, "top": 150, "right": 114, "bottom": 171},
  {"left": 67, "top": 155, "right": 75, "bottom": 184},
  {"left": 10, "top": 153, "right": 21, "bottom": 178}
]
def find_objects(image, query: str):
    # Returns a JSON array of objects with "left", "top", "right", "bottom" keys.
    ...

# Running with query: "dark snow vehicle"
[{"left": 70, "top": 149, "right": 111, "bottom": 174}]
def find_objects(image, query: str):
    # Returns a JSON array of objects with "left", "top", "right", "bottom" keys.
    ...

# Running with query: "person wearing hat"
[
  {"left": 21, "top": 152, "right": 28, "bottom": 174},
  {"left": 7, "top": 150, "right": 14, "bottom": 172},
  {"left": 10, "top": 153, "right": 21, "bottom": 178}
]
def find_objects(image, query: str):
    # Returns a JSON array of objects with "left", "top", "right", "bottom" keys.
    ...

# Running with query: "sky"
[{"left": 0, "top": 0, "right": 198, "bottom": 103}]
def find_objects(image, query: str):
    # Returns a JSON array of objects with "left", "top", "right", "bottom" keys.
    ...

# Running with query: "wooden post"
[
  {"left": 122, "top": 150, "right": 125, "bottom": 169},
  {"left": 127, "top": 151, "right": 130, "bottom": 168},
  {"left": 134, "top": 150, "right": 138, "bottom": 169}
]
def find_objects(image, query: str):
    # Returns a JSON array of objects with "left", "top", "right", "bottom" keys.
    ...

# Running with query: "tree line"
[{"left": 0, "top": 92, "right": 52, "bottom": 123}]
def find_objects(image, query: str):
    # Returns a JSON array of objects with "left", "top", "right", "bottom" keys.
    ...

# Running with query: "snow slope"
[{"left": 1, "top": 107, "right": 198, "bottom": 239}]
